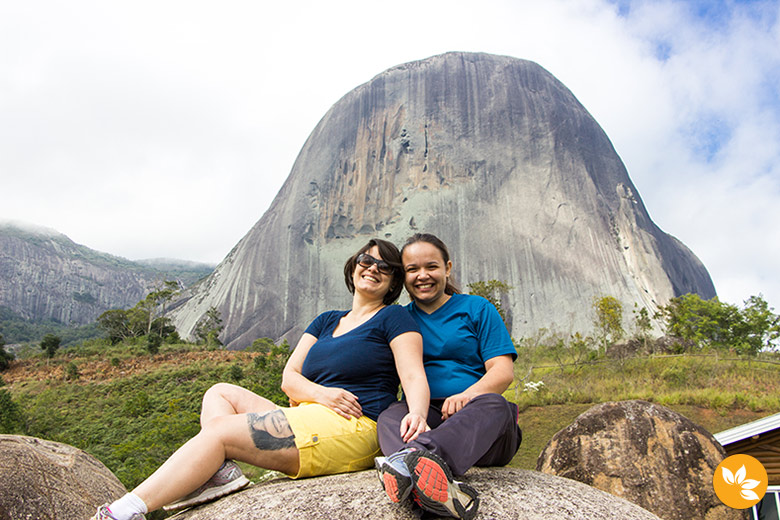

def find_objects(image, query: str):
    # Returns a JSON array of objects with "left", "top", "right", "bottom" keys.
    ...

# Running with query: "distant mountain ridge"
[{"left": 0, "top": 221, "right": 214, "bottom": 326}]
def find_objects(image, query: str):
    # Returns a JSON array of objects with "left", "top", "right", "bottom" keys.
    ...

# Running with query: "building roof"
[{"left": 714, "top": 412, "right": 780, "bottom": 446}]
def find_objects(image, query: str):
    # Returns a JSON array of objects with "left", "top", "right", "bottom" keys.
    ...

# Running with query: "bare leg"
[
  {"left": 133, "top": 409, "right": 299, "bottom": 512},
  {"left": 200, "top": 382, "right": 279, "bottom": 426}
]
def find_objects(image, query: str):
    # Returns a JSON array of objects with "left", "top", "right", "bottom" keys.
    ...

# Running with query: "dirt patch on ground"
[{"left": 2, "top": 350, "right": 258, "bottom": 386}]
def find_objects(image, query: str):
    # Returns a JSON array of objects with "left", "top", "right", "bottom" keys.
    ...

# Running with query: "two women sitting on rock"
[{"left": 91, "top": 234, "right": 521, "bottom": 520}]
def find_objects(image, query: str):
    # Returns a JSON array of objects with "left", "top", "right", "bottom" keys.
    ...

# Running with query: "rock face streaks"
[
  {"left": 0, "top": 224, "right": 159, "bottom": 325},
  {"left": 171, "top": 52, "right": 715, "bottom": 348}
]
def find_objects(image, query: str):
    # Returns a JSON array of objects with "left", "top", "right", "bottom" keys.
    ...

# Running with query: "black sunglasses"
[{"left": 356, "top": 253, "right": 394, "bottom": 275}]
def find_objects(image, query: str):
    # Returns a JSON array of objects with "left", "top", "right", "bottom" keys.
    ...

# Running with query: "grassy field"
[
  {"left": 2, "top": 340, "right": 779, "bottom": 518},
  {"left": 506, "top": 351, "right": 780, "bottom": 469}
]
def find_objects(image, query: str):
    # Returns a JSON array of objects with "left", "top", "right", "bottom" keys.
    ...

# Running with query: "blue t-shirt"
[
  {"left": 406, "top": 293, "right": 516, "bottom": 399},
  {"left": 302, "top": 305, "right": 420, "bottom": 421}
]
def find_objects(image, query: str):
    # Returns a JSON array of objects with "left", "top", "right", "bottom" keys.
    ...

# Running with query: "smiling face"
[
  {"left": 402, "top": 241, "right": 453, "bottom": 313},
  {"left": 352, "top": 245, "right": 393, "bottom": 301}
]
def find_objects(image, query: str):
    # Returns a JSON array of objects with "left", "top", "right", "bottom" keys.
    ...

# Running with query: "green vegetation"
[
  {"left": 4, "top": 335, "right": 778, "bottom": 488},
  {"left": 0, "top": 305, "right": 102, "bottom": 346},
  {"left": 40, "top": 333, "right": 61, "bottom": 359},
  {"left": 657, "top": 293, "right": 780, "bottom": 355},
  {"left": 0, "top": 284, "right": 777, "bottom": 520},
  {"left": 467, "top": 280, "right": 512, "bottom": 327},
  {"left": 2, "top": 338, "right": 291, "bottom": 519},
  {"left": 195, "top": 307, "right": 225, "bottom": 347},
  {"left": 593, "top": 295, "right": 625, "bottom": 352},
  {"left": 96, "top": 281, "right": 181, "bottom": 347},
  {"left": 0, "top": 333, "right": 12, "bottom": 371}
]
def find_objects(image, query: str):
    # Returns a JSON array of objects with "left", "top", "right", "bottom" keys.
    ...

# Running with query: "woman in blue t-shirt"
[
  {"left": 91, "top": 239, "right": 429, "bottom": 520},
  {"left": 375, "top": 233, "right": 522, "bottom": 520}
]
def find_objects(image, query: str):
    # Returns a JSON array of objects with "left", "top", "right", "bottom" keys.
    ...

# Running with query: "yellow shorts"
[{"left": 280, "top": 402, "right": 380, "bottom": 479}]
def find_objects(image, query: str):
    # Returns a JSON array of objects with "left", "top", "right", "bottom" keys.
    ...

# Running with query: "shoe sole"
[
  {"left": 405, "top": 450, "right": 479, "bottom": 520},
  {"left": 163, "top": 475, "right": 250, "bottom": 511},
  {"left": 375, "top": 457, "right": 413, "bottom": 503}
]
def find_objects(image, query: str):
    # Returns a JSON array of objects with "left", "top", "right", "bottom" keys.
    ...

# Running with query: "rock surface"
[
  {"left": 170, "top": 51, "right": 715, "bottom": 349},
  {"left": 536, "top": 400, "right": 746, "bottom": 520},
  {"left": 171, "top": 466, "right": 662, "bottom": 520},
  {"left": 0, "top": 222, "right": 213, "bottom": 325},
  {"left": 0, "top": 434, "right": 127, "bottom": 520}
]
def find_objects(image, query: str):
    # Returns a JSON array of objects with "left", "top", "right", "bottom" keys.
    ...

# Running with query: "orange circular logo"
[{"left": 713, "top": 454, "right": 768, "bottom": 509}]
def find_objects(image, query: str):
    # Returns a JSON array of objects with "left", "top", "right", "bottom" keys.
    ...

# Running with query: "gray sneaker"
[
  {"left": 375, "top": 447, "right": 415, "bottom": 503},
  {"left": 90, "top": 504, "right": 145, "bottom": 520},
  {"left": 163, "top": 459, "right": 250, "bottom": 511}
]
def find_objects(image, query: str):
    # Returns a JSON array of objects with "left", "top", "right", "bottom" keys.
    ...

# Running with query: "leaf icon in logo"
[
  {"left": 741, "top": 489, "right": 760, "bottom": 501},
  {"left": 741, "top": 479, "right": 760, "bottom": 490},
  {"left": 735, "top": 465, "right": 747, "bottom": 484},
  {"left": 722, "top": 467, "right": 735, "bottom": 485}
]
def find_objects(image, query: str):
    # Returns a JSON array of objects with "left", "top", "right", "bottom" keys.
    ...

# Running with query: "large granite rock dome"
[{"left": 171, "top": 51, "right": 715, "bottom": 348}]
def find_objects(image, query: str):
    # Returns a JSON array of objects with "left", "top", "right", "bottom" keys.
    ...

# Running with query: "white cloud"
[{"left": 1, "top": 0, "right": 779, "bottom": 310}]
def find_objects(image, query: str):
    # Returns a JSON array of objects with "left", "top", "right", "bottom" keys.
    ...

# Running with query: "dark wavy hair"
[
  {"left": 343, "top": 238, "right": 405, "bottom": 305},
  {"left": 401, "top": 233, "right": 461, "bottom": 295}
]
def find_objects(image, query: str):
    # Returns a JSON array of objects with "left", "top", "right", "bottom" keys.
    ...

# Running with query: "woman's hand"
[
  {"left": 440, "top": 391, "right": 478, "bottom": 419},
  {"left": 317, "top": 386, "right": 363, "bottom": 420},
  {"left": 400, "top": 412, "right": 430, "bottom": 442},
  {"left": 440, "top": 355, "right": 515, "bottom": 419}
]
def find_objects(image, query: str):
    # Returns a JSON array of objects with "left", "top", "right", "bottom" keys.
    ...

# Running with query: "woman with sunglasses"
[
  {"left": 91, "top": 239, "right": 429, "bottom": 520},
  {"left": 374, "top": 233, "right": 522, "bottom": 520}
]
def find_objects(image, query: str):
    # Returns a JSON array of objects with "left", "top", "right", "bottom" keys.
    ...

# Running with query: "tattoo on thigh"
[{"left": 247, "top": 411, "right": 295, "bottom": 451}]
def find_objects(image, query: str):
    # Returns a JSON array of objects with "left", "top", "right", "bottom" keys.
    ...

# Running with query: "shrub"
[
  {"left": 146, "top": 333, "right": 162, "bottom": 355},
  {"left": 0, "top": 389, "right": 24, "bottom": 433},
  {"left": 229, "top": 364, "right": 244, "bottom": 381},
  {"left": 64, "top": 361, "right": 80, "bottom": 381}
]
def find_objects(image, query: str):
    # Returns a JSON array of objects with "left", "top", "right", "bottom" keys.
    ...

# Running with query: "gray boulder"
[
  {"left": 170, "top": 51, "right": 715, "bottom": 349},
  {"left": 171, "top": 467, "right": 662, "bottom": 519},
  {"left": 536, "top": 400, "right": 746, "bottom": 520},
  {"left": 0, "top": 434, "right": 127, "bottom": 520}
]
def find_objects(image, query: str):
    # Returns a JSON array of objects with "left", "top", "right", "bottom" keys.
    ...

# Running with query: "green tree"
[
  {"left": 40, "top": 333, "right": 61, "bottom": 359},
  {"left": 656, "top": 293, "right": 729, "bottom": 348},
  {"left": 248, "top": 337, "right": 275, "bottom": 354},
  {"left": 0, "top": 387, "right": 24, "bottom": 433},
  {"left": 593, "top": 296, "right": 624, "bottom": 352},
  {"left": 467, "top": 280, "right": 512, "bottom": 328},
  {"left": 656, "top": 293, "right": 779, "bottom": 354},
  {"left": 249, "top": 339, "right": 292, "bottom": 406},
  {"left": 138, "top": 281, "right": 180, "bottom": 336},
  {"left": 64, "top": 361, "right": 80, "bottom": 381},
  {"left": 146, "top": 333, "right": 162, "bottom": 355},
  {"left": 727, "top": 295, "right": 780, "bottom": 355},
  {"left": 632, "top": 304, "right": 653, "bottom": 353},
  {"left": 0, "top": 333, "right": 13, "bottom": 371},
  {"left": 97, "top": 309, "right": 133, "bottom": 344},
  {"left": 195, "top": 307, "right": 224, "bottom": 347}
]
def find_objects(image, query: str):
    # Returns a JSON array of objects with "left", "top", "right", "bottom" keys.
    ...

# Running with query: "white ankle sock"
[{"left": 108, "top": 492, "right": 148, "bottom": 520}]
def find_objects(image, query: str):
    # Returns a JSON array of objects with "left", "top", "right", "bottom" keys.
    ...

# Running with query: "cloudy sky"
[{"left": 2, "top": 0, "right": 779, "bottom": 309}]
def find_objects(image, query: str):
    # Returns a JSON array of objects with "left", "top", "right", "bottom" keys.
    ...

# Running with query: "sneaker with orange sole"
[{"left": 405, "top": 449, "right": 479, "bottom": 520}]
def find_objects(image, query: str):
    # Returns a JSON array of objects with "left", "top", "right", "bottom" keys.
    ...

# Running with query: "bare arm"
[
  {"left": 389, "top": 331, "right": 430, "bottom": 442},
  {"left": 281, "top": 333, "right": 363, "bottom": 420},
  {"left": 440, "top": 354, "right": 514, "bottom": 419}
]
